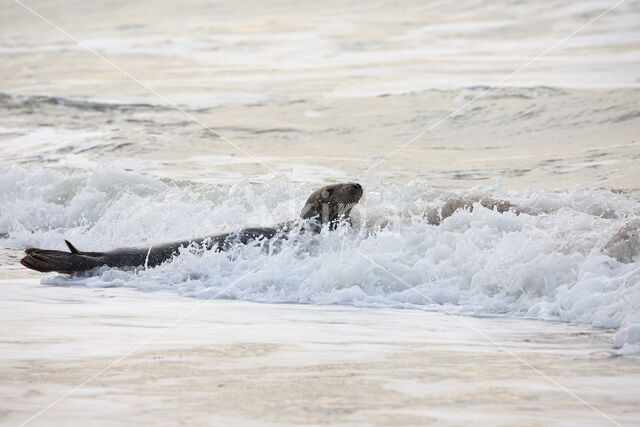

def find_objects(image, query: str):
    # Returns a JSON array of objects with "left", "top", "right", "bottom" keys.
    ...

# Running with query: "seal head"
[{"left": 300, "top": 182, "right": 363, "bottom": 227}]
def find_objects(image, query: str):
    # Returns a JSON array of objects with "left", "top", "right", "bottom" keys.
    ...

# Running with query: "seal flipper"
[
  {"left": 20, "top": 248, "right": 106, "bottom": 274},
  {"left": 20, "top": 240, "right": 108, "bottom": 274},
  {"left": 63, "top": 240, "right": 104, "bottom": 258},
  {"left": 65, "top": 239, "right": 81, "bottom": 254}
]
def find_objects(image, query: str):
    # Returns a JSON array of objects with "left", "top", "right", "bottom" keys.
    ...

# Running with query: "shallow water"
[
  {"left": 2, "top": 0, "right": 639, "bottom": 186},
  {"left": 1, "top": 0, "right": 640, "bottom": 350},
  {"left": 2, "top": 281, "right": 639, "bottom": 426}
]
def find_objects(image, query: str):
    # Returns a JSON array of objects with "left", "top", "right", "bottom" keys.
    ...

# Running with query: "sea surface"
[{"left": 1, "top": 0, "right": 639, "bottom": 351}]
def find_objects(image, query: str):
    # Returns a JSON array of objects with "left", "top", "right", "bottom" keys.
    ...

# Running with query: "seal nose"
[{"left": 350, "top": 183, "right": 363, "bottom": 194}]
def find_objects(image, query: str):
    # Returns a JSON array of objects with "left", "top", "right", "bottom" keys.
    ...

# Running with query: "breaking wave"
[{"left": 1, "top": 164, "right": 639, "bottom": 350}]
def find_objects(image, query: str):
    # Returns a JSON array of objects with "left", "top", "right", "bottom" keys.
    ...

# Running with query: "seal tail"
[{"left": 20, "top": 241, "right": 106, "bottom": 274}]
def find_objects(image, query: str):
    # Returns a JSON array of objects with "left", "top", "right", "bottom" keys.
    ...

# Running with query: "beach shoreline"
[{"left": 2, "top": 275, "right": 639, "bottom": 426}]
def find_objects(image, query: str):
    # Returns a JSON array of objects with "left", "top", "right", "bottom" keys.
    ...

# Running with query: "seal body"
[
  {"left": 20, "top": 183, "right": 363, "bottom": 274},
  {"left": 603, "top": 218, "right": 640, "bottom": 263},
  {"left": 21, "top": 227, "right": 281, "bottom": 274},
  {"left": 425, "top": 197, "right": 520, "bottom": 225}
]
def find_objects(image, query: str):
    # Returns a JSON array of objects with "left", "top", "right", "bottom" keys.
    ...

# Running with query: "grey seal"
[
  {"left": 425, "top": 197, "right": 520, "bottom": 225},
  {"left": 603, "top": 217, "right": 640, "bottom": 263},
  {"left": 20, "top": 182, "right": 363, "bottom": 274}
]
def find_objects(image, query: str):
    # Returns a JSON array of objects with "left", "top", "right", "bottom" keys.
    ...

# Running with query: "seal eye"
[{"left": 321, "top": 189, "right": 334, "bottom": 199}]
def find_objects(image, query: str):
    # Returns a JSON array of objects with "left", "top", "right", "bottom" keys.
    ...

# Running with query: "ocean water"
[{"left": 1, "top": 0, "right": 640, "bottom": 350}]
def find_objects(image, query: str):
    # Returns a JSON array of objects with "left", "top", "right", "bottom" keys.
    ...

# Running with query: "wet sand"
[{"left": 2, "top": 268, "right": 639, "bottom": 426}]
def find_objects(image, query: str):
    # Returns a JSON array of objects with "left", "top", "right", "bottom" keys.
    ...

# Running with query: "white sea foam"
[{"left": 2, "top": 165, "right": 639, "bottom": 349}]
